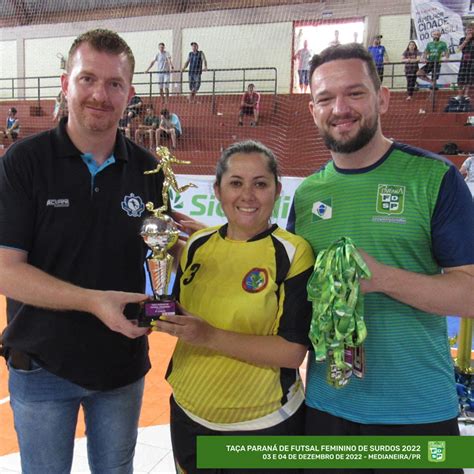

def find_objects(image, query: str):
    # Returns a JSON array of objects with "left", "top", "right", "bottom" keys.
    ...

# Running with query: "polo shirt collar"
[{"left": 53, "top": 117, "right": 129, "bottom": 162}]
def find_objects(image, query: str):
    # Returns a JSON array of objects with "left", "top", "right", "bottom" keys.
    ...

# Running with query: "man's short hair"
[
  {"left": 190, "top": 42, "right": 198, "bottom": 47},
  {"left": 159, "top": 42, "right": 165, "bottom": 47},
  {"left": 9, "top": 107, "right": 17, "bottom": 114},
  {"left": 67, "top": 28, "right": 135, "bottom": 78},
  {"left": 309, "top": 43, "right": 381, "bottom": 92}
]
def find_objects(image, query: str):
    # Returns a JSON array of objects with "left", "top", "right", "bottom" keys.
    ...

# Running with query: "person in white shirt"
[{"left": 146, "top": 42, "right": 174, "bottom": 103}]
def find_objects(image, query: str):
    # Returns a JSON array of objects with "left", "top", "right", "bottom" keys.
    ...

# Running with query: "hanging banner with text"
[
  {"left": 197, "top": 436, "right": 474, "bottom": 469},
  {"left": 411, "top": 0, "right": 468, "bottom": 85}
]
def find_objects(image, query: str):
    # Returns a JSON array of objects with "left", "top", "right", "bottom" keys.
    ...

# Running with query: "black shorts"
[
  {"left": 160, "top": 128, "right": 181, "bottom": 138},
  {"left": 170, "top": 395, "right": 305, "bottom": 474},
  {"left": 241, "top": 106, "right": 255, "bottom": 116},
  {"left": 304, "top": 406, "right": 463, "bottom": 474},
  {"left": 421, "top": 61, "right": 442, "bottom": 80}
]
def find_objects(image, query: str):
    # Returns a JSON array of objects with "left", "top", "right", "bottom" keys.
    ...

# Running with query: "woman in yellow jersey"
[{"left": 154, "top": 140, "right": 314, "bottom": 474}]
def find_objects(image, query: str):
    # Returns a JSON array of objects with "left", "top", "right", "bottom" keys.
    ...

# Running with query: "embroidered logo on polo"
[
  {"left": 376, "top": 184, "right": 405, "bottom": 215},
  {"left": 121, "top": 193, "right": 145, "bottom": 217},
  {"left": 312, "top": 198, "right": 333, "bottom": 222},
  {"left": 242, "top": 268, "right": 268, "bottom": 293},
  {"left": 46, "top": 199, "right": 70, "bottom": 208}
]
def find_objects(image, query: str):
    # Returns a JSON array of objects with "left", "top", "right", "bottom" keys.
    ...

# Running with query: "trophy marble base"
[{"left": 138, "top": 296, "right": 176, "bottom": 327}]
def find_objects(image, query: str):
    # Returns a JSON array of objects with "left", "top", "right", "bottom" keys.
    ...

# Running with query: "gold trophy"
[{"left": 138, "top": 146, "right": 197, "bottom": 327}]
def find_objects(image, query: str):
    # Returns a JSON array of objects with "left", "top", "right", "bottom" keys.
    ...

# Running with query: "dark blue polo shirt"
[{"left": 0, "top": 119, "right": 165, "bottom": 390}]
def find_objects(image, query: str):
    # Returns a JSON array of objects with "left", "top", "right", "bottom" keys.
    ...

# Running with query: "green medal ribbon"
[{"left": 307, "top": 237, "right": 371, "bottom": 388}]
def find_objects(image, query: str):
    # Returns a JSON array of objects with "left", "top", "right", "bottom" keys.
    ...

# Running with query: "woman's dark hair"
[
  {"left": 215, "top": 140, "right": 280, "bottom": 186},
  {"left": 405, "top": 41, "right": 418, "bottom": 52}
]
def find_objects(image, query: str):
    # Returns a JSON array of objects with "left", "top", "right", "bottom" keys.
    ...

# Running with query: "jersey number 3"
[{"left": 183, "top": 263, "right": 201, "bottom": 285}]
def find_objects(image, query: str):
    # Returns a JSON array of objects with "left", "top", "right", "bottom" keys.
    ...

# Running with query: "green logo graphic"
[
  {"left": 312, "top": 198, "right": 333, "bottom": 222},
  {"left": 376, "top": 184, "right": 405, "bottom": 215},
  {"left": 428, "top": 441, "right": 446, "bottom": 463},
  {"left": 169, "top": 189, "right": 184, "bottom": 209}
]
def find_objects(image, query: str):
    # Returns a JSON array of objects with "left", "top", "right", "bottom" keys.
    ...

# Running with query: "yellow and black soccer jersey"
[{"left": 167, "top": 223, "right": 314, "bottom": 424}]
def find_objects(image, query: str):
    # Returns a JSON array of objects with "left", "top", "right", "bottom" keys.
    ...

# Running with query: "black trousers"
[{"left": 406, "top": 74, "right": 417, "bottom": 96}]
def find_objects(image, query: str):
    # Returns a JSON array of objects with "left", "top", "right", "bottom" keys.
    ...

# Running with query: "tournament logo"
[
  {"left": 428, "top": 441, "right": 446, "bottom": 463},
  {"left": 376, "top": 184, "right": 405, "bottom": 215},
  {"left": 312, "top": 198, "right": 333, "bottom": 222},
  {"left": 242, "top": 268, "right": 268, "bottom": 293},
  {"left": 121, "top": 193, "right": 145, "bottom": 217}
]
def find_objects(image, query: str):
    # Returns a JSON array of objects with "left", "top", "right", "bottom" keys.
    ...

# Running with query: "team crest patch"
[
  {"left": 121, "top": 193, "right": 145, "bottom": 217},
  {"left": 312, "top": 198, "right": 332, "bottom": 222},
  {"left": 242, "top": 268, "right": 268, "bottom": 293},
  {"left": 376, "top": 184, "right": 405, "bottom": 215}
]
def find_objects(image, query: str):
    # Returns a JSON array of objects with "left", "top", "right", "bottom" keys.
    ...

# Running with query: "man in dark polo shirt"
[{"left": 0, "top": 29, "right": 165, "bottom": 473}]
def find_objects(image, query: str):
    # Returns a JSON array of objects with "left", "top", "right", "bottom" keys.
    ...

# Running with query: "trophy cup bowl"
[{"left": 138, "top": 213, "right": 180, "bottom": 327}]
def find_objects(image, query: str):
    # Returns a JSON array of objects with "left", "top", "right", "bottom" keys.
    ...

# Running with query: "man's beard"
[{"left": 321, "top": 117, "right": 378, "bottom": 154}]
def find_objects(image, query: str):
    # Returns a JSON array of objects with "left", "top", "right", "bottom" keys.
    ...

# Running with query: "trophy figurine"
[{"left": 138, "top": 146, "right": 197, "bottom": 327}]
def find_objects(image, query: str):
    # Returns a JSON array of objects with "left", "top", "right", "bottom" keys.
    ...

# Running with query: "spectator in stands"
[
  {"left": 289, "top": 43, "right": 474, "bottom": 467},
  {"left": 402, "top": 40, "right": 421, "bottom": 100},
  {"left": 156, "top": 108, "right": 182, "bottom": 149},
  {"left": 460, "top": 154, "right": 474, "bottom": 199},
  {"left": 145, "top": 42, "right": 174, "bottom": 104},
  {"left": 52, "top": 90, "right": 68, "bottom": 123},
  {"left": 238, "top": 83, "right": 260, "bottom": 126},
  {"left": 368, "top": 35, "right": 388, "bottom": 82},
  {"left": 0, "top": 28, "right": 164, "bottom": 474},
  {"left": 458, "top": 22, "right": 473, "bottom": 99},
  {"left": 328, "top": 30, "right": 340, "bottom": 47},
  {"left": 183, "top": 42, "right": 207, "bottom": 103},
  {"left": 417, "top": 30, "right": 449, "bottom": 87},
  {"left": 119, "top": 93, "right": 143, "bottom": 138},
  {"left": 294, "top": 40, "right": 312, "bottom": 93},
  {"left": 135, "top": 104, "right": 160, "bottom": 150},
  {"left": 125, "top": 93, "right": 143, "bottom": 120},
  {"left": 153, "top": 140, "right": 313, "bottom": 474},
  {"left": 0, "top": 107, "right": 20, "bottom": 144}
]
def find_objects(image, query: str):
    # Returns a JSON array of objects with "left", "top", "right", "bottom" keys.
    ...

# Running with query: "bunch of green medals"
[{"left": 307, "top": 237, "right": 371, "bottom": 388}]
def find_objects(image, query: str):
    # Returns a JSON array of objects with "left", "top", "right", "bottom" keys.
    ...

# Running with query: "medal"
[{"left": 307, "top": 237, "right": 371, "bottom": 388}]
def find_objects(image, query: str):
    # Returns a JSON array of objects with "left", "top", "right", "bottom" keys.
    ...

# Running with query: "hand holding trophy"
[{"left": 139, "top": 146, "right": 197, "bottom": 327}]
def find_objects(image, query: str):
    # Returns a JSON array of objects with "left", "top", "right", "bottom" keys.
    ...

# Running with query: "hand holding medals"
[{"left": 307, "top": 237, "right": 371, "bottom": 388}]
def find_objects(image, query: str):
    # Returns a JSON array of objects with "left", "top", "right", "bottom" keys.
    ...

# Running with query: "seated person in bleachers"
[
  {"left": 135, "top": 105, "right": 160, "bottom": 150},
  {"left": 118, "top": 94, "right": 143, "bottom": 138},
  {"left": 52, "top": 91, "right": 68, "bottom": 123},
  {"left": 156, "top": 108, "right": 182, "bottom": 149},
  {"left": 0, "top": 107, "right": 20, "bottom": 144},
  {"left": 238, "top": 83, "right": 260, "bottom": 126}
]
